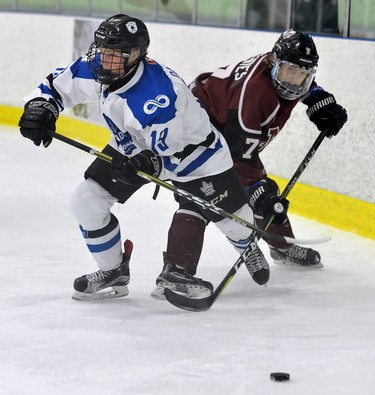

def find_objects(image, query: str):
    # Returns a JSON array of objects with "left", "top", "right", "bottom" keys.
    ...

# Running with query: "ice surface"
[{"left": 1, "top": 127, "right": 374, "bottom": 395}]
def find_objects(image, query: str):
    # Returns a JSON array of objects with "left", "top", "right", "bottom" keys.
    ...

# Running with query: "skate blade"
[
  {"left": 151, "top": 285, "right": 168, "bottom": 300},
  {"left": 150, "top": 284, "right": 212, "bottom": 300},
  {"left": 272, "top": 259, "right": 324, "bottom": 269},
  {"left": 72, "top": 285, "right": 129, "bottom": 301}
]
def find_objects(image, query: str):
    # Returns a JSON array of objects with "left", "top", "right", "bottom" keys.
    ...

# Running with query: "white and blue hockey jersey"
[{"left": 23, "top": 56, "right": 233, "bottom": 182}]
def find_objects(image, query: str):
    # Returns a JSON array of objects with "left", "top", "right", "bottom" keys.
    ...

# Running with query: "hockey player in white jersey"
[{"left": 19, "top": 14, "right": 269, "bottom": 300}]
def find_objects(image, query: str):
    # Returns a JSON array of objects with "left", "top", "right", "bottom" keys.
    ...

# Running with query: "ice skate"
[
  {"left": 151, "top": 254, "right": 213, "bottom": 300},
  {"left": 244, "top": 244, "right": 270, "bottom": 285},
  {"left": 72, "top": 239, "right": 133, "bottom": 300},
  {"left": 270, "top": 244, "right": 323, "bottom": 268}
]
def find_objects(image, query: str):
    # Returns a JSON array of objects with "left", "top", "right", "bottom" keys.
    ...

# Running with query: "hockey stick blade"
[
  {"left": 164, "top": 236, "right": 257, "bottom": 312},
  {"left": 283, "top": 235, "right": 331, "bottom": 245},
  {"left": 164, "top": 252, "right": 244, "bottom": 312},
  {"left": 164, "top": 287, "right": 215, "bottom": 312}
]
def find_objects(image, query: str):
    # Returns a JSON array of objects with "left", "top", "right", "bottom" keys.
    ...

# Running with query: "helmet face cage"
[
  {"left": 271, "top": 30, "right": 319, "bottom": 100},
  {"left": 271, "top": 57, "right": 317, "bottom": 100},
  {"left": 87, "top": 14, "right": 150, "bottom": 84},
  {"left": 87, "top": 43, "right": 132, "bottom": 85}
]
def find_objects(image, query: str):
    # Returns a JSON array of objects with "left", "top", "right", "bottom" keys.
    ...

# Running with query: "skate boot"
[
  {"left": 270, "top": 244, "right": 323, "bottom": 268},
  {"left": 244, "top": 244, "right": 270, "bottom": 285},
  {"left": 72, "top": 239, "right": 133, "bottom": 300},
  {"left": 151, "top": 254, "right": 213, "bottom": 300}
]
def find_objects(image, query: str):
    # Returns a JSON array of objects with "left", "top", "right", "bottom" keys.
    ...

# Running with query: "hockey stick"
[
  {"left": 164, "top": 129, "right": 329, "bottom": 311},
  {"left": 47, "top": 131, "right": 328, "bottom": 245}
]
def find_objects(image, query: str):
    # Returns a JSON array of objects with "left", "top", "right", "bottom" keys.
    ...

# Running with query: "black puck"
[{"left": 270, "top": 372, "right": 290, "bottom": 381}]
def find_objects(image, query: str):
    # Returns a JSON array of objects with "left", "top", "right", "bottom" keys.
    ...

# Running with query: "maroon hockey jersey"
[{"left": 190, "top": 53, "right": 302, "bottom": 185}]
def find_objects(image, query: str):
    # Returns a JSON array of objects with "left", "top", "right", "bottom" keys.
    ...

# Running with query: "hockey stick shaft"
[
  {"left": 46, "top": 132, "right": 113, "bottom": 163},
  {"left": 48, "top": 131, "right": 309, "bottom": 244},
  {"left": 280, "top": 129, "right": 327, "bottom": 199},
  {"left": 164, "top": 129, "right": 329, "bottom": 311},
  {"left": 264, "top": 128, "right": 328, "bottom": 229}
]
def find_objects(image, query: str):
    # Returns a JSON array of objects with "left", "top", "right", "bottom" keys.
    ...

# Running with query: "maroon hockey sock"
[{"left": 165, "top": 212, "right": 206, "bottom": 275}]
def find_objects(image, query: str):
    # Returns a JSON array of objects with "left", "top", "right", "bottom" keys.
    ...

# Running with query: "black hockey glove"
[
  {"left": 246, "top": 178, "right": 289, "bottom": 225},
  {"left": 303, "top": 88, "right": 347, "bottom": 138},
  {"left": 19, "top": 98, "right": 59, "bottom": 147},
  {"left": 111, "top": 150, "right": 162, "bottom": 186}
]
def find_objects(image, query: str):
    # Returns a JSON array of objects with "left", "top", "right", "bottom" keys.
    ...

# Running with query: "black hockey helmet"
[
  {"left": 87, "top": 14, "right": 150, "bottom": 84},
  {"left": 272, "top": 30, "right": 319, "bottom": 69},
  {"left": 94, "top": 14, "right": 150, "bottom": 56},
  {"left": 271, "top": 30, "right": 319, "bottom": 100}
]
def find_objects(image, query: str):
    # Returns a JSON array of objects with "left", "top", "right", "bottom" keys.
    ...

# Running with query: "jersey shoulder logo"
[{"left": 143, "top": 94, "right": 170, "bottom": 114}]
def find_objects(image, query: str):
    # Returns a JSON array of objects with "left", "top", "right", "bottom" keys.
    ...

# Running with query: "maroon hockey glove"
[
  {"left": 303, "top": 87, "right": 347, "bottom": 138},
  {"left": 19, "top": 98, "right": 59, "bottom": 147},
  {"left": 111, "top": 150, "right": 162, "bottom": 186}
]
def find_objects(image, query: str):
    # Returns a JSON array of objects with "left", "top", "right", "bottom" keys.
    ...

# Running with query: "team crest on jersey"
[
  {"left": 200, "top": 181, "right": 216, "bottom": 197},
  {"left": 143, "top": 95, "right": 170, "bottom": 114},
  {"left": 126, "top": 21, "right": 138, "bottom": 34},
  {"left": 103, "top": 114, "right": 137, "bottom": 155}
]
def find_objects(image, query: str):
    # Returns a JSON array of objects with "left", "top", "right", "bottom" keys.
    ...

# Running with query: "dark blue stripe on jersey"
[
  {"left": 119, "top": 61, "right": 177, "bottom": 128},
  {"left": 177, "top": 138, "right": 223, "bottom": 177},
  {"left": 162, "top": 156, "right": 178, "bottom": 172},
  {"left": 70, "top": 56, "right": 95, "bottom": 80},
  {"left": 86, "top": 230, "right": 121, "bottom": 253},
  {"left": 38, "top": 83, "right": 64, "bottom": 111},
  {"left": 38, "top": 83, "right": 54, "bottom": 96}
]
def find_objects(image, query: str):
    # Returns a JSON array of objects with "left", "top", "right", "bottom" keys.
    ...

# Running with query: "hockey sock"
[
  {"left": 79, "top": 213, "right": 123, "bottom": 271},
  {"left": 165, "top": 212, "right": 206, "bottom": 275}
]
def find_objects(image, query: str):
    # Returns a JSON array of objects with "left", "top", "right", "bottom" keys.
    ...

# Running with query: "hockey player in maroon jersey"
[{"left": 152, "top": 30, "right": 347, "bottom": 298}]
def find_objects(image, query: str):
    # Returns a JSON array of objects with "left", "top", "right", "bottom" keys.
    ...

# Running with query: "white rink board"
[{"left": 1, "top": 12, "right": 374, "bottom": 203}]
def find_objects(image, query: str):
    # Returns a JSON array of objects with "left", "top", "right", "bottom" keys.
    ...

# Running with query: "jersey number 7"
[{"left": 242, "top": 137, "right": 259, "bottom": 159}]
